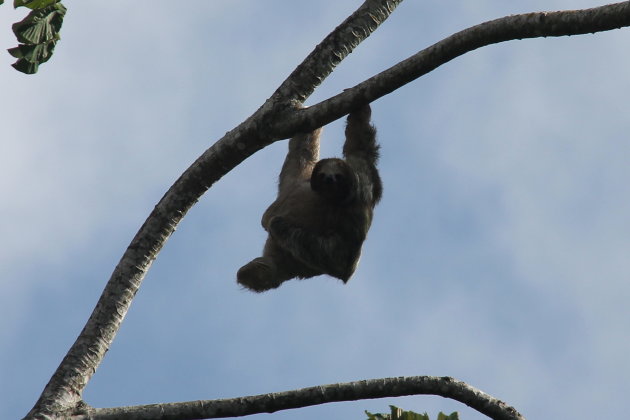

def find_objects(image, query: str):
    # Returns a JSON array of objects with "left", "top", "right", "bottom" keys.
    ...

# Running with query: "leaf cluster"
[
  {"left": 366, "top": 405, "right": 459, "bottom": 420},
  {"left": 3, "top": 0, "right": 66, "bottom": 74}
]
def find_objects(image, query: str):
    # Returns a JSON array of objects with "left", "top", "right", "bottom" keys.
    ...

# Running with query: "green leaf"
[
  {"left": 437, "top": 413, "right": 459, "bottom": 420},
  {"left": 12, "top": 2, "right": 65, "bottom": 43},
  {"left": 366, "top": 406, "right": 459, "bottom": 420},
  {"left": 366, "top": 411, "right": 390, "bottom": 420},
  {"left": 14, "top": 0, "right": 58, "bottom": 10},
  {"left": 9, "top": 2, "right": 65, "bottom": 74}
]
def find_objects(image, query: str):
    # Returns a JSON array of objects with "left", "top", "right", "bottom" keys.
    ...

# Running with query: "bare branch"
[
  {"left": 273, "top": 1, "right": 630, "bottom": 135},
  {"left": 25, "top": 1, "right": 630, "bottom": 419},
  {"left": 272, "top": 0, "right": 403, "bottom": 104},
  {"left": 86, "top": 376, "right": 524, "bottom": 420},
  {"left": 23, "top": 1, "right": 401, "bottom": 419}
]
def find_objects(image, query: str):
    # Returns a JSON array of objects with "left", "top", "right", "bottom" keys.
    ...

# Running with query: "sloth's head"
[{"left": 311, "top": 158, "right": 356, "bottom": 204}]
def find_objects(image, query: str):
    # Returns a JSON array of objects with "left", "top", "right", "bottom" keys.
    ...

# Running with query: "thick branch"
[
  {"left": 271, "top": 0, "right": 403, "bottom": 104},
  {"left": 86, "top": 376, "right": 524, "bottom": 420},
  {"left": 25, "top": 1, "right": 630, "bottom": 419},
  {"left": 273, "top": 1, "right": 630, "bottom": 135},
  {"left": 23, "top": 1, "right": 401, "bottom": 419}
]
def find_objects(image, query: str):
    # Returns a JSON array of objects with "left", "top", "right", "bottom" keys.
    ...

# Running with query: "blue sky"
[{"left": 2, "top": 1, "right": 630, "bottom": 419}]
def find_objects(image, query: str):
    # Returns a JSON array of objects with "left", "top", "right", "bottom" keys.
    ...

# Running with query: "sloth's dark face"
[{"left": 311, "top": 158, "right": 355, "bottom": 204}]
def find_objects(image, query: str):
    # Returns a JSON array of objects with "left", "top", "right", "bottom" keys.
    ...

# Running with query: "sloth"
[{"left": 237, "top": 104, "right": 382, "bottom": 292}]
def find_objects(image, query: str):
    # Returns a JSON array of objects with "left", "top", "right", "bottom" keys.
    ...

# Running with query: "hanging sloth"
[{"left": 237, "top": 104, "right": 382, "bottom": 292}]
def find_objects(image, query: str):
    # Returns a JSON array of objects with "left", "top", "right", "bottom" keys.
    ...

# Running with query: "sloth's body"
[{"left": 237, "top": 104, "right": 382, "bottom": 292}]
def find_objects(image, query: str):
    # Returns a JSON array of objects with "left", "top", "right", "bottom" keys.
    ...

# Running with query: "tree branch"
[
  {"left": 86, "top": 376, "right": 524, "bottom": 420},
  {"left": 273, "top": 1, "right": 630, "bottom": 136},
  {"left": 271, "top": 0, "right": 403, "bottom": 104},
  {"left": 24, "top": 1, "right": 630, "bottom": 419},
  {"left": 23, "top": 1, "right": 401, "bottom": 419}
]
